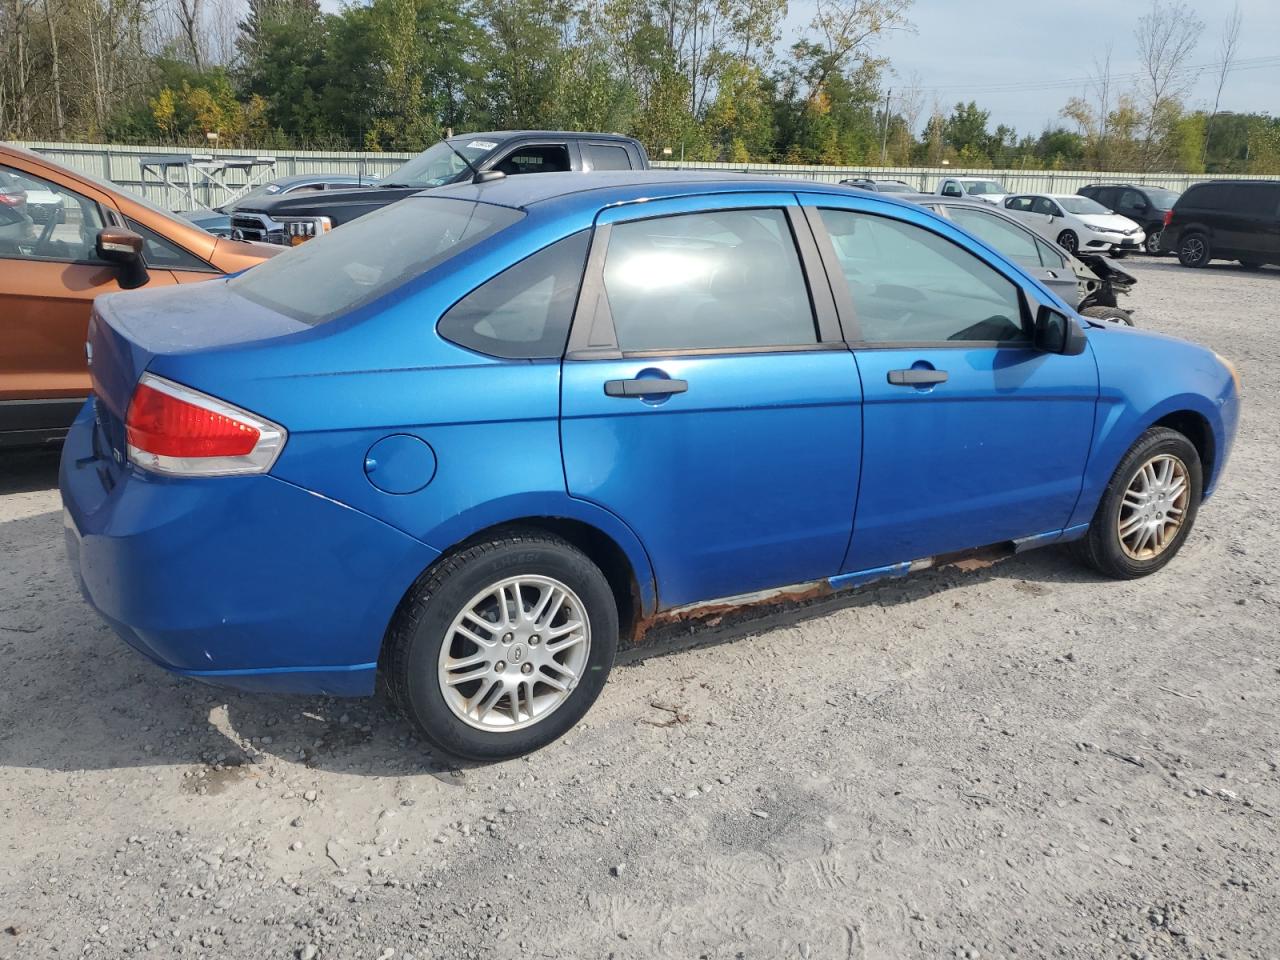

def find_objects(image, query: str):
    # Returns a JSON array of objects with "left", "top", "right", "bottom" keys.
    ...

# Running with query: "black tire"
[
  {"left": 382, "top": 529, "right": 619, "bottom": 760},
  {"left": 1073, "top": 427, "right": 1203, "bottom": 580},
  {"left": 1177, "top": 232, "right": 1211, "bottom": 268},
  {"left": 1056, "top": 230, "right": 1079, "bottom": 255},
  {"left": 1080, "top": 305, "right": 1134, "bottom": 326},
  {"left": 1109, "top": 248, "right": 1129, "bottom": 259}
]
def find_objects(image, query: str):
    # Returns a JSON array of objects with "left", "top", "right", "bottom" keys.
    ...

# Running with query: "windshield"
[
  {"left": 965, "top": 180, "right": 1007, "bottom": 196},
  {"left": 228, "top": 197, "right": 523, "bottom": 324},
  {"left": 1059, "top": 196, "right": 1110, "bottom": 215},
  {"left": 383, "top": 138, "right": 499, "bottom": 188}
]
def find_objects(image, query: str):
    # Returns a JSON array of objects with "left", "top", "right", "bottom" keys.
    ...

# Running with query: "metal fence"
[{"left": 12, "top": 140, "right": 1268, "bottom": 210}]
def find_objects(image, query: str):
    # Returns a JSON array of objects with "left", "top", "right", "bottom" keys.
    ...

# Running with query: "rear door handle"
[
  {"left": 604, "top": 378, "right": 688, "bottom": 398},
  {"left": 887, "top": 369, "right": 948, "bottom": 386}
]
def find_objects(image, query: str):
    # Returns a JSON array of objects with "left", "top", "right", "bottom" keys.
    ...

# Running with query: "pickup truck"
[
  {"left": 230, "top": 130, "right": 650, "bottom": 245},
  {"left": 935, "top": 176, "right": 1009, "bottom": 204}
]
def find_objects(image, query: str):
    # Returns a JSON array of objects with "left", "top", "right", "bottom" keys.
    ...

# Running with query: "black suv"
[
  {"left": 232, "top": 131, "right": 649, "bottom": 245},
  {"left": 1077, "top": 183, "right": 1181, "bottom": 255},
  {"left": 1162, "top": 179, "right": 1280, "bottom": 270}
]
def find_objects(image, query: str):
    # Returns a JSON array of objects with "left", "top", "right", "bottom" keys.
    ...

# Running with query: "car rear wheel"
[
  {"left": 382, "top": 530, "right": 619, "bottom": 760},
  {"left": 1178, "top": 232, "right": 1211, "bottom": 268},
  {"left": 1056, "top": 230, "right": 1078, "bottom": 255},
  {"left": 1080, "top": 305, "right": 1134, "bottom": 326},
  {"left": 1073, "top": 427, "right": 1202, "bottom": 579},
  {"left": 1143, "top": 231, "right": 1163, "bottom": 255}
]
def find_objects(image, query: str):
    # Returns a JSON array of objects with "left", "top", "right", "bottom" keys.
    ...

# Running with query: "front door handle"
[
  {"left": 887, "top": 369, "right": 948, "bottom": 386},
  {"left": 604, "top": 378, "right": 689, "bottom": 398}
]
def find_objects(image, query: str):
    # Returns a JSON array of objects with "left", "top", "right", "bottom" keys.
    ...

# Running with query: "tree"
[
  {"left": 1202, "top": 3, "right": 1242, "bottom": 168},
  {"left": 1133, "top": 0, "right": 1203, "bottom": 170}
]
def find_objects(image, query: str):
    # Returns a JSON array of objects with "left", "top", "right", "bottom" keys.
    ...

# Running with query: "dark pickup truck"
[{"left": 230, "top": 130, "right": 650, "bottom": 245}]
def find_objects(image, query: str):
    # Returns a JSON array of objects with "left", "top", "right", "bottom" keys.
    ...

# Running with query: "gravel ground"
[{"left": 2, "top": 258, "right": 1278, "bottom": 960}]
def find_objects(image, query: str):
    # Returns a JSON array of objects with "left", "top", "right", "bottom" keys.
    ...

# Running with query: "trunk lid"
[{"left": 87, "top": 279, "right": 311, "bottom": 470}]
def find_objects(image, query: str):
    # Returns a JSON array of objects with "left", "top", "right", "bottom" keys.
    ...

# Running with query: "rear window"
[
  {"left": 229, "top": 197, "right": 523, "bottom": 325},
  {"left": 1181, "top": 183, "right": 1232, "bottom": 209},
  {"left": 585, "top": 144, "right": 633, "bottom": 171}
]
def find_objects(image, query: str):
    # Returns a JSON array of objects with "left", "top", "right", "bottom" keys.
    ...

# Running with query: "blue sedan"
[{"left": 60, "top": 172, "right": 1241, "bottom": 759}]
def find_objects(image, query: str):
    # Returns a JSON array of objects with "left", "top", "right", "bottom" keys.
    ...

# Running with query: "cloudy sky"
[{"left": 788, "top": 0, "right": 1280, "bottom": 135}]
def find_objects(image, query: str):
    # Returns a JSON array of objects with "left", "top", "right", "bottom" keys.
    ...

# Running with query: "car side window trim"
[
  {"left": 800, "top": 201, "right": 1036, "bottom": 349},
  {"left": 565, "top": 201, "right": 842, "bottom": 361}
]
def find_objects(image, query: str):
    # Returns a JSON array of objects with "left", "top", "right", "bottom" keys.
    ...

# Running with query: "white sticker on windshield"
[{"left": 468, "top": 140, "right": 498, "bottom": 150}]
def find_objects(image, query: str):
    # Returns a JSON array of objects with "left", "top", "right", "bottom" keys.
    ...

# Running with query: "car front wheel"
[
  {"left": 1074, "top": 427, "right": 1202, "bottom": 579},
  {"left": 383, "top": 530, "right": 619, "bottom": 760},
  {"left": 1080, "top": 305, "right": 1134, "bottom": 326},
  {"left": 1178, "top": 232, "right": 1211, "bottom": 268},
  {"left": 1144, "top": 230, "right": 1163, "bottom": 255},
  {"left": 1056, "top": 230, "right": 1078, "bottom": 254}
]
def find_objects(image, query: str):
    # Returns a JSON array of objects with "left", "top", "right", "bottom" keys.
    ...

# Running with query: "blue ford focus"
[{"left": 60, "top": 172, "right": 1240, "bottom": 759}]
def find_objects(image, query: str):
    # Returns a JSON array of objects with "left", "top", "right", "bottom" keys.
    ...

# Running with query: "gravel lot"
[{"left": 2, "top": 258, "right": 1278, "bottom": 960}]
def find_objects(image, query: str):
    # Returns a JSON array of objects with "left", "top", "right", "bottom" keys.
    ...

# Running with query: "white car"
[
  {"left": 935, "top": 177, "right": 1008, "bottom": 204},
  {"left": 1002, "top": 193, "right": 1145, "bottom": 258}
]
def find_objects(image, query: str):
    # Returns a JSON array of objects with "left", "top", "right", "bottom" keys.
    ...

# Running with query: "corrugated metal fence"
[{"left": 11, "top": 140, "right": 1264, "bottom": 210}]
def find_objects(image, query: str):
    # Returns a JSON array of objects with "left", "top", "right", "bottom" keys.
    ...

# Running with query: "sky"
[{"left": 786, "top": 0, "right": 1280, "bottom": 136}]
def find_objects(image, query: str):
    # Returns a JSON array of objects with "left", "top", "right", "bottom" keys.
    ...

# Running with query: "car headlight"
[
  {"left": 279, "top": 216, "right": 332, "bottom": 246},
  {"left": 1213, "top": 352, "right": 1241, "bottom": 394}
]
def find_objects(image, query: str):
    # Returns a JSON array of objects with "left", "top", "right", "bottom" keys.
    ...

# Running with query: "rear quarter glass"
[{"left": 228, "top": 197, "right": 524, "bottom": 325}]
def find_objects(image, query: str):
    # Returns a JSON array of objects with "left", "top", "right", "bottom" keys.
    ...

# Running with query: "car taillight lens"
[
  {"left": 0, "top": 192, "right": 24, "bottom": 206},
  {"left": 125, "top": 373, "right": 285, "bottom": 476},
  {"left": 1163, "top": 209, "right": 1173, "bottom": 227}
]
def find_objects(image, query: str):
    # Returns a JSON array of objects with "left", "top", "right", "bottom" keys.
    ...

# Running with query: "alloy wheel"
[
  {"left": 1144, "top": 230, "right": 1162, "bottom": 254},
  {"left": 1057, "top": 230, "right": 1077, "bottom": 254},
  {"left": 437, "top": 575, "right": 591, "bottom": 732},
  {"left": 1116, "top": 454, "right": 1190, "bottom": 561},
  {"left": 1181, "top": 235, "right": 1206, "bottom": 265}
]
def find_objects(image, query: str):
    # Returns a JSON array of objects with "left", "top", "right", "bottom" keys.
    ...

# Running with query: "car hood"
[
  {"left": 1079, "top": 214, "right": 1142, "bottom": 233},
  {"left": 207, "top": 236, "right": 283, "bottom": 273},
  {"left": 238, "top": 184, "right": 422, "bottom": 219},
  {"left": 969, "top": 194, "right": 1006, "bottom": 204}
]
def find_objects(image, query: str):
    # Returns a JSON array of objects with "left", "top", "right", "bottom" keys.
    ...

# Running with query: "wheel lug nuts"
[
  {"left": 529, "top": 635, "right": 541, "bottom": 645},
  {"left": 495, "top": 661, "right": 506, "bottom": 672},
  {"left": 502, "top": 633, "right": 513, "bottom": 643},
  {"left": 521, "top": 663, "right": 533, "bottom": 675}
]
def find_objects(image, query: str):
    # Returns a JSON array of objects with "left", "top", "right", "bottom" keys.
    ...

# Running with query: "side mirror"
[
  {"left": 1033, "top": 304, "right": 1087, "bottom": 356},
  {"left": 96, "top": 227, "right": 149, "bottom": 290}
]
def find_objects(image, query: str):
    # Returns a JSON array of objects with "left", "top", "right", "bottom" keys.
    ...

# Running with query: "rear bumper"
[{"left": 59, "top": 403, "right": 439, "bottom": 695}]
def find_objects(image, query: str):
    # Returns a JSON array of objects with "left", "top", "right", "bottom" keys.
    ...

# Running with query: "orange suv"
[{"left": 0, "top": 143, "right": 280, "bottom": 447}]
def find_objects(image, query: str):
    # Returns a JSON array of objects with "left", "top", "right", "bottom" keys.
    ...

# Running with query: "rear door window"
[
  {"left": 493, "top": 145, "right": 571, "bottom": 175},
  {"left": 438, "top": 231, "right": 590, "bottom": 359},
  {"left": 584, "top": 144, "right": 633, "bottom": 171},
  {"left": 599, "top": 208, "right": 818, "bottom": 352},
  {"left": 229, "top": 197, "right": 523, "bottom": 324}
]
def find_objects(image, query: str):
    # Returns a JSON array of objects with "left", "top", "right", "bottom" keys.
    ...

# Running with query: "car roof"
[
  {"left": 448, "top": 130, "right": 638, "bottom": 143},
  {"left": 423, "top": 170, "right": 926, "bottom": 213}
]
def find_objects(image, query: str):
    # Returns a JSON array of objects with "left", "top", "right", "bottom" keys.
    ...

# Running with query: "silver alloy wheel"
[
  {"left": 1144, "top": 230, "right": 1162, "bottom": 254},
  {"left": 438, "top": 575, "right": 591, "bottom": 732},
  {"left": 1182, "top": 235, "right": 1205, "bottom": 264},
  {"left": 1117, "top": 454, "right": 1190, "bottom": 561}
]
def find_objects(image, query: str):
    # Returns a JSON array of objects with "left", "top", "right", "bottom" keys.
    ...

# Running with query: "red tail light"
[
  {"left": 125, "top": 374, "right": 285, "bottom": 476},
  {"left": 0, "top": 192, "right": 24, "bottom": 206},
  {"left": 1163, "top": 209, "right": 1174, "bottom": 227}
]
